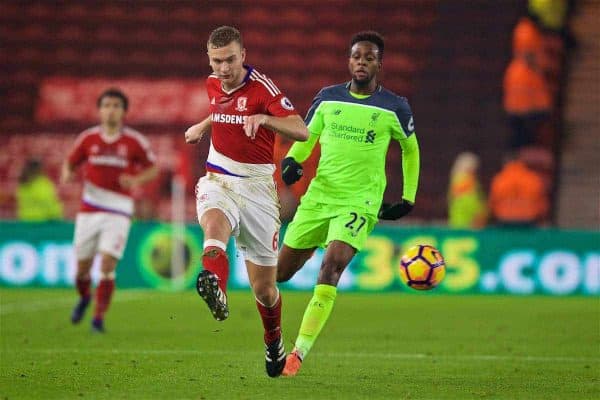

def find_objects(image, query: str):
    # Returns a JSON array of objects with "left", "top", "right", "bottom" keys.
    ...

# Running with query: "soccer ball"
[{"left": 399, "top": 244, "right": 446, "bottom": 290}]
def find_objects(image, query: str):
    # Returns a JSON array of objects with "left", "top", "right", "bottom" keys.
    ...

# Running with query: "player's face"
[
  {"left": 98, "top": 96, "right": 125, "bottom": 127},
  {"left": 348, "top": 41, "right": 381, "bottom": 84},
  {"left": 208, "top": 41, "right": 246, "bottom": 88}
]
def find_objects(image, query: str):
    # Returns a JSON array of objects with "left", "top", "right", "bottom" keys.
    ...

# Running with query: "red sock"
[
  {"left": 256, "top": 293, "right": 282, "bottom": 345},
  {"left": 202, "top": 246, "right": 229, "bottom": 293},
  {"left": 76, "top": 277, "right": 91, "bottom": 299},
  {"left": 94, "top": 278, "right": 115, "bottom": 320}
]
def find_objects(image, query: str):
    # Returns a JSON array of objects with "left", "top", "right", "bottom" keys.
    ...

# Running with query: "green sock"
[{"left": 294, "top": 284, "right": 337, "bottom": 359}]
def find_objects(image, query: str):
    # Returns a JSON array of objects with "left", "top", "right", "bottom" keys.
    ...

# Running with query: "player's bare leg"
[
  {"left": 91, "top": 253, "right": 118, "bottom": 332},
  {"left": 247, "top": 261, "right": 286, "bottom": 377},
  {"left": 276, "top": 245, "right": 316, "bottom": 283},
  {"left": 196, "top": 209, "right": 232, "bottom": 321},
  {"left": 316, "top": 241, "right": 356, "bottom": 286},
  {"left": 71, "top": 258, "right": 93, "bottom": 324},
  {"left": 283, "top": 241, "right": 355, "bottom": 376}
]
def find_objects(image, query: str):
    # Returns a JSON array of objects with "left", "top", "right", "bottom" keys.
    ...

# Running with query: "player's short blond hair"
[{"left": 208, "top": 26, "right": 243, "bottom": 49}]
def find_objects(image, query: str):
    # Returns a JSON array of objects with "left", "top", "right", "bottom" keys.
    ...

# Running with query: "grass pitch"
[{"left": 1, "top": 288, "right": 598, "bottom": 399}]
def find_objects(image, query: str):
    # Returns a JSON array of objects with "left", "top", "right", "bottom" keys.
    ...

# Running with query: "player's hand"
[
  {"left": 60, "top": 164, "right": 73, "bottom": 184},
  {"left": 185, "top": 125, "right": 205, "bottom": 144},
  {"left": 119, "top": 174, "right": 138, "bottom": 189},
  {"left": 243, "top": 114, "right": 268, "bottom": 140},
  {"left": 281, "top": 157, "right": 303, "bottom": 185},
  {"left": 378, "top": 199, "right": 414, "bottom": 220},
  {"left": 59, "top": 170, "right": 72, "bottom": 184}
]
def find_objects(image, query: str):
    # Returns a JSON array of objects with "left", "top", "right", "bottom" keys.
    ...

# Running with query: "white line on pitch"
[
  {"left": 0, "top": 291, "right": 148, "bottom": 316},
  {"left": 3, "top": 348, "right": 598, "bottom": 363}
]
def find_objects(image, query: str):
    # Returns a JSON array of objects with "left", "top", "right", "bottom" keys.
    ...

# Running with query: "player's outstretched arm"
[
  {"left": 185, "top": 116, "right": 211, "bottom": 144},
  {"left": 400, "top": 134, "right": 420, "bottom": 204},
  {"left": 379, "top": 134, "right": 420, "bottom": 221},
  {"left": 281, "top": 132, "right": 320, "bottom": 185},
  {"left": 244, "top": 114, "right": 308, "bottom": 142},
  {"left": 59, "top": 161, "right": 75, "bottom": 184},
  {"left": 119, "top": 165, "right": 159, "bottom": 189}
]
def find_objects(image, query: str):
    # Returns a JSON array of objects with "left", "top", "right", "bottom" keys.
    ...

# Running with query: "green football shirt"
[{"left": 287, "top": 82, "right": 420, "bottom": 216}]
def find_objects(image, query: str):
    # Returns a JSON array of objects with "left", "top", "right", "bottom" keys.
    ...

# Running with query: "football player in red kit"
[
  {"left": 185, "top": 26, "right": 309, "bottom": 377},
  {"left": 61, "top": 88, "right": 158, "bottom": 333}
]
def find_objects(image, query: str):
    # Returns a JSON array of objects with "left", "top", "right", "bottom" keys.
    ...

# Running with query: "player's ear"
[{"left": 241, "top": 47, "right": 246, "bottom": 62}]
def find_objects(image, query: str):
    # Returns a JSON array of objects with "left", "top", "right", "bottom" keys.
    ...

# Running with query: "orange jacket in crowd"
[
  {"left": 512, "top": 15, "right": 563, "bottom": 92},
  {"left": 513, "top": 17, "right": 545, "bottom": 59},
  {"left": 503, "top": 56, "right": 552, "bottom": 115},
  {"left": 489, "top": 160, "right": 549, "bottom": 224}
]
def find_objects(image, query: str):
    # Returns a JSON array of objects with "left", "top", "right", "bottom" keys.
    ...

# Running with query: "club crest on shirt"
[{"left": 235, "top": 96, "right": 248, "bottom": 112}]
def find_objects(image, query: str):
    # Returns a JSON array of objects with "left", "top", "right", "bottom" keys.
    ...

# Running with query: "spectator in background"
[
  {"left": 489, "top": 153, "right": 548, "bottom": 227},
  {"left": 518, "top": 145, "right": 555, "bottom": 195},
  {"left": 528, "top": 0, "right": 574, "bottom": 53},
  {"left": 521, "top": 3, "right": 572, "bottom": 97},
  {"left": 447, "top": 152, "right": 487, "bottom": 229},
  {"left": 503, "top": 44, "right": 552, "bottom": 149},
  {"left": 529, "top": 0, "right": 569, "bottom": 33},
  {"left": 16, "top": 158, "right": 63, "bottom": 221}
]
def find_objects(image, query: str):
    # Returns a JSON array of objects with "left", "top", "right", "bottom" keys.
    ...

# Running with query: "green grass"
[{"left": 0, "top": 288, "right": 598, "bottom": 399}]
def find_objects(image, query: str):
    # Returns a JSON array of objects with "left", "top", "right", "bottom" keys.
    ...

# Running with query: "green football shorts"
[{"left": 283, "top": 198, "right": 377, "bottom": 251}]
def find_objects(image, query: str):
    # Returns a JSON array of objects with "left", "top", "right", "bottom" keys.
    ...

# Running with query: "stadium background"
[
  {"left": 0, "top": 0, "right": 597, "bottom": 293},
  {"left": 0, "top": 1, "right": 598, "bottom": 398},
  {"left": 0, "top": 0, "right": 571, "bottom": 221}
]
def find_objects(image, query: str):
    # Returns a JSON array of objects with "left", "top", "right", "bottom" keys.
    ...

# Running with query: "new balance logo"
[
  {"left": 365, "top": 130, "right": 376, "bottom": 143},
  {"left": 334, "top": 109, "right": 342, "bottom": 115}
]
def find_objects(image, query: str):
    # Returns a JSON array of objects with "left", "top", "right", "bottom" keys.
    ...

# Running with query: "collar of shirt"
[{"left": 221, "top": 64, "right": 254, "bottom": 95}]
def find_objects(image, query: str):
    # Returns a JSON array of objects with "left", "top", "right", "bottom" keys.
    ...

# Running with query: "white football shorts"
[
  {"left": 195, "top": 172, "right": 281, "bottom": 266},
  {"left": 73, "top": 212, "right": 131, "bottom": 260}
]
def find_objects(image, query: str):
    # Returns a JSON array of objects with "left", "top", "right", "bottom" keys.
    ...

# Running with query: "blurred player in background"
[
  {"left": 60, "top": 88, "right": 158, "bottom": 332},
  {"left": 184, "top": 26, "right": 308, "bottom": 377},
  {"left": 277, "top": 31, "right": 421, "bottom": 376}
]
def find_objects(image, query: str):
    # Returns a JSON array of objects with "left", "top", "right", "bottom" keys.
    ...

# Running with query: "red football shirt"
[
  {"left": 205, "top": 66, "right": 298, "bottom": 176},
  {"left": 68, "top": 126, "right": 156, "bottom": 216}
]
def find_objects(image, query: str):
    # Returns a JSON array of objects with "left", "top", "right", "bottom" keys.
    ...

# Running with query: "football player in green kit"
[{"left": 277, "top": 31, "right": 421, "bottom": 376}]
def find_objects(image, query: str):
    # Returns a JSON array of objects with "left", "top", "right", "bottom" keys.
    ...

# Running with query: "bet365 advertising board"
[{"left": 0, "top": 221, "right": 598, "bottom": 295}]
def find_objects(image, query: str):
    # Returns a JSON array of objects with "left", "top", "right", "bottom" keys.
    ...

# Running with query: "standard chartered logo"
[
  {"left": 330, "top": 122, "right": 365, "bottom": 134},
  {"left": 365, "top": 130, "right": 376, "bottom": 143},
  {"left": 330, "top": 131, "right": 363, "bottom": 142},
  {"left": 328, "top": 122, "right": 375, "bottom": 143}
]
